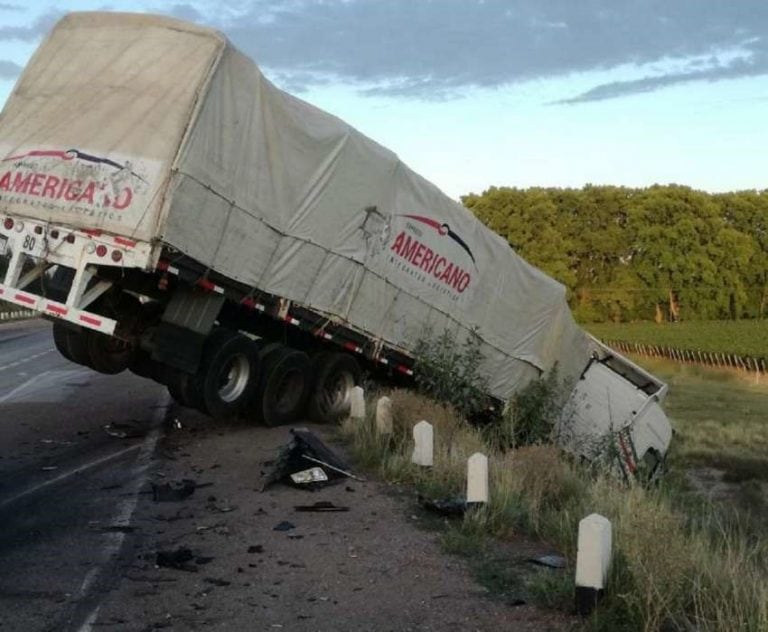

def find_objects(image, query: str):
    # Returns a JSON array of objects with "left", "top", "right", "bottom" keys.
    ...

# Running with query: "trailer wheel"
[
  {"left": 200, "top": 333, "right": 261, "bottom": 419},
  {"left": 52, "top": 322, "right": 76, "bottom": 363},
  {"left": 64, "top": 327, "right": 94, "bottom": 368},
  {"left": 307, "top": 352, "right": 361, "bottom": 423},
  {"left": 87, "top": 331, "right": 134, "bottom": 375},
  {"left": 253, "top": 347, "right": 311, "bottom": 427}
]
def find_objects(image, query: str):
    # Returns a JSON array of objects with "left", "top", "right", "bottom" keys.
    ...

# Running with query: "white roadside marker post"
[
  {"left": 375, "top": 396, "right": 393, "bottom": 435},
  {"left": 575, "top": 513, "right": 612, "bottom": 615},
  {"left": 466, "top": 453, "right": 489, "bottom": 504},
  {"left": 349, "top": 386, "right": 365, "bottom": 421},
  {"left": 411, "top": 420, "right": 433, "bottom": 466}
]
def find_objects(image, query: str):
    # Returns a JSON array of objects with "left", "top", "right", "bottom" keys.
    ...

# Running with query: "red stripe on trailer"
[
  {"left": 241, "top": 297, "right": 256, "bottom": 309},
  {"left": 618, "top": 434, "right": 636, "bottom": 473},
  {"left": 46, "top": 303, "right": 67, "bottom": 316},
  {"left": 15, "top": 293, "right": 35, "bottom": 305},
  {"left": 79, "top": 314, "right": 102, "bottom": 327},
  {"left": 0, "top": 287, "right": 4, "bottom": 295},
  {"left": 114, "top": 236, "right": 136, "bottom": 248},
  {"left": 284, "top": 315, "right": 299, "bottom": 326},
  {"left": 197, "top": 278, "right": 216, "bottom": 292},
  {"left": 157, "top": 259, "right": 169, "bottom": 271},
  {"left": 343, "top": 341, "right": 362, "bottom": 354},
  {"left": 396, "top": 364, "right": 414, "bottom": 376},
  {"left": 81, "top": 228, "right": 103, "bottom": 237}
]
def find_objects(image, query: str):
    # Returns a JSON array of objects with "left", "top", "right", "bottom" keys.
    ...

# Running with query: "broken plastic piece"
[
  {"left": 294, "top": 501, "right": 349, "bottom": 512},
  {"left": 273, "top": 521, "right": 296, "bottom": 532},
  {"left": 260, "top": 429, "right": 357, "bottom": 491},
  {"left": 418, "top": 494, "right": 468, "bottom": 517},
  {"left": 529, "top": 554, "right": 567, "bottom": 569},
  {"left": 290, "top": 467, "right": 329, "bottom": 484},
  {"left": 152, "top": 479, "right": 196, "bottom": 502},
  {"left": 156, "top": 547, "right": 197, "bottom": 572}
]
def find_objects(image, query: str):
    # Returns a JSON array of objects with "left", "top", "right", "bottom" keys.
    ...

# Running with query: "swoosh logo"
[{"left": 401, "top": 214, "right": 476, "bottom": 266}]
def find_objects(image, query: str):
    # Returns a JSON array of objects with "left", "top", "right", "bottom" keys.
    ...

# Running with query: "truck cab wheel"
[
  {"left": 252, "top": 347, "right": 311, "bottom": 427},
  {"left": 307, "top": 352, "right": 361, "bottom": 423},
  {"left": 200, "top": 333, "right": 261, "bottom": 419}
]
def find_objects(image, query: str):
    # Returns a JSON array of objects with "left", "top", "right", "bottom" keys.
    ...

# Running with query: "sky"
[{"left": 0, "top": 1, "right": 765, "bottom": 200}]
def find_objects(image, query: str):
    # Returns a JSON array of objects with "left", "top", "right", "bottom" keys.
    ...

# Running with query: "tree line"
[{"left": 462, "top": 185, "right": 768, "bottom": 323}]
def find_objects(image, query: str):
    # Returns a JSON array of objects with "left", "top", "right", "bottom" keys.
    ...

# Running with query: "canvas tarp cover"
[{"left": 0, "top": 12, "right": 591, "bottom": 401}]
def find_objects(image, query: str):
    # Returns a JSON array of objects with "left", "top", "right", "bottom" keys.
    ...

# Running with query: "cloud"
[
  {"left": 0, "top": 3, "right": 23, "bottom": 10},
  {"left": 0, "top": 9, "right": 61, "bottom": 41},
  {"left": 194, "top": 0, "right": 768, "bottom": 102},
  {"left": 0, "top": 59, "right": 21, "bottom": 79},
  {"left": 555, "top": 52, "right": 768, "bottom": 104}
]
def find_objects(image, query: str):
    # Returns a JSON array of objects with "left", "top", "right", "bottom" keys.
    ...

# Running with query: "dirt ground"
[{"left": 92, "top": 407, "right": 574, "bottom": 631}]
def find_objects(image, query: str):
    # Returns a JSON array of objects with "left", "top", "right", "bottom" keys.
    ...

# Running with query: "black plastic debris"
[
  {"left": 418, "top": 494, "right": 468, "bottom": 517},
  {"left": 294, "top": 501, "right": 349, "bottom": 513},
  {"left": 151, "top": 479, "right": 196, "bottom": 502},
  {"left": 273, "top": 521, "right": 296, "bottom": 532},
  {"left": 203, "top": 577, "right": 231, "bottom": 587},
  {"left": 103, "top": 420, "right": 146, "bottom": 439},
  {"left": 528, "top": 554, "right": 567, "bottom": 569},
  {"left": 260, "top": 428, "right": 358, "bottom": 491},
  {"left": 156, "top": 547, "right": 197, "bottom": 572},
  {"left": 247, "top": 545, "right": 264, "bottom": 554}
]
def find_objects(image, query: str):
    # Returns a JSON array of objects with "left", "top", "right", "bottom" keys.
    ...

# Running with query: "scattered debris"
[
  {"left": 90, "top": 525, "right": 137, "bottom": 534},
  {"left": 203, "top": 577, "right": 231, "bottom": 587},
  {"left": 294, "top": 501, "right": 349, "bottom": 513},
  {"left": 40, "top": 466, "right": 58, "bottom": 472},
  {"left": 206, "top": 498, "right": 237, "bottom": 513},
  {"left": 418, "top": 494, "right": 468, "bottom": 517},
  {"left": 103, "top": 420, "right": 146, "bottom": 439},
  {"left": 290, "top": 467, "right": 328, "bottom": 485},
  {"left": 247, "top": 545, "right": 264, "bottom": 554},
  {"left": 155, "top": 547, "right": 197, "bottom": 572},
  {"left": 273, "top": 521, "right": 296, "bottom": 532},
  {"left": 260, "top": 429, "right": 359, "bottom": 491},
  {"left": 151, "top": 479, "right": 196, "bottom": 502},
  {"left": 528, "top": 554, "right": 567, "bottom": 569}
]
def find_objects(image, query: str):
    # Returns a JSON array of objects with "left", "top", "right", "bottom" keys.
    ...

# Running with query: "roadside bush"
[
  {"left": 412, "top": 328, "right": 490, "bottom": 418},
  {"left": 489, "top": 367, "right": 565, "bottom": 449}
]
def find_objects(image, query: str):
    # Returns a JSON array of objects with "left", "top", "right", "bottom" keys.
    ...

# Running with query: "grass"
[
  {"left": 587, "top": 320, "right": 768, "bottom": 359},
  {"left": 339, "top": 387, "right": 768, "bottom": 631},
  {"left": 631, "top": 355, "right": 768, "bottom": 481}
]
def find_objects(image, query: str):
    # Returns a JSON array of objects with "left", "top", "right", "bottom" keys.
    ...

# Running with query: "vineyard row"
[{"left": 603, "top": 339, "right": 767, "bottom": 374}]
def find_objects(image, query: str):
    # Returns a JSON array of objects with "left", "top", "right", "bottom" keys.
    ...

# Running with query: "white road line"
[
  {"left": 75, "top": 394, "right": 169, "bottom": 632},
  {"left": 0, "top": 371, "right": 51, "bottom": 404},
  {"left": 0, "top": 442, "right": 141, "bottom": 511},
  {"left": 0, "top": 348, "right": 54, "bottom": 372}
]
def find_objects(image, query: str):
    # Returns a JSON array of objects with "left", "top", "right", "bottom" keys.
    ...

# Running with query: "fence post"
[
  {"left": 375, "top": 396, "right": 393, "bottom": 435},
  {"left": 575, "top": 513, "right": 612, "bottom": 616}
]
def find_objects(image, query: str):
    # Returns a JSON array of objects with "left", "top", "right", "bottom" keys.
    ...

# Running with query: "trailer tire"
[
  {"left": 87, "top": 331, "right": 134, "bottom": 374},
  {"left": 52, "top": 322, "right": 76, "bottom": 363},
  {"left": 200, "top": 333, "right": 261, "bottom": 419},
  {"left": 64, "top": 328, "right": 94, "bottom": 368},
  {"left": 252, "top": 347, "right": 311, "bottom": 427},
  {"left": 307, "top": 352, "right": 361, "bottom": 423}
]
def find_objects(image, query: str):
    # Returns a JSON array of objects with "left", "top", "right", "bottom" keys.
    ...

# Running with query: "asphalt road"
[{"left": 0, "top": 319, "right": 169, "bottom": 632}]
